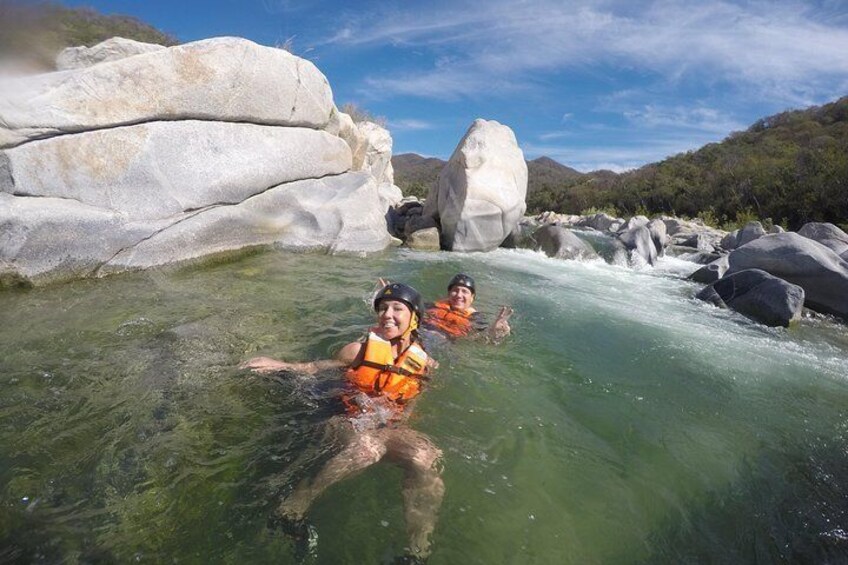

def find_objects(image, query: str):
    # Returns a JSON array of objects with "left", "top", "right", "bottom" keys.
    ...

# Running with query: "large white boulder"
[
  {"left": 0, "top": 37, "right": 335, "bottom": 148},
  {"left": 335, "top": 112, "right": 368, "bottom": 170},
  {"left": 1, "top": 121, "right": 351, "bottom": 221},
  {"left": 56, "top": 37, "right": 166, "bottom": 71},
  {"left": 0, "top": 35, "right": 399, "bottom": 287},
  {"left": 1, "top": 172, "right": 389, "bottom": 286},
  {"left": 357, "top": 121, "right": 394, "bottom": 186},
  {"left": 424, "top": 119, "right": 527, "bottom": 251}
]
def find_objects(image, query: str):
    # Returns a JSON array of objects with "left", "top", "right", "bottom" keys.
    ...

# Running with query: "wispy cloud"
[
  {"left": 621, "top": 105, "right": 747, "bottom": 135},
  {"left": 361, "top": 67, "right": 527, "bottom": 101},
  {"left": 387, "top": 118, "right": 438, "bottom": 131},
  {"left": 538, "top": 131, "right": 574, "bottom": 141},
  {"left": 522, "top": 128, "right": 728, "bottom": 173},
  {"left": 324, "top": 0, "right": 848, "bottom": 105}
]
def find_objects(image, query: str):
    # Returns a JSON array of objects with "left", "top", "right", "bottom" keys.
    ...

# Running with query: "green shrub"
[{"left": 580, "top": 205, "right": 620, "bottom": 217}]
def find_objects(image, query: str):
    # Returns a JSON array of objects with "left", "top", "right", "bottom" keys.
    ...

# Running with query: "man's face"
[{"left": 448, "top": 285, "right": 474, "bottom": 310}]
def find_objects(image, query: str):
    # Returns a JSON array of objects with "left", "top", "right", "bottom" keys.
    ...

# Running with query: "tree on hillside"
[
  {"left": 518, "top": 96, "right": 848, "bottom": 230},
  {"left": 0, "top": 0, "right": 178, "bottom": 70}
]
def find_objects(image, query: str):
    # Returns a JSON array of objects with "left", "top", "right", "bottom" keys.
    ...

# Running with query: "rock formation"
[
  {"left": 533, "top": 225, "right": 599, "bottom": 260},
  {"left": 726, "top": 232, "right": 848, "bottom": 319},
  {"left": 423, "top": 119, "right": 528, "bottom": 252},
  {"left": 56, "top": 37, "right": 166, "bottom": 71},
  {"left": 0, "top": 37, "right": 392, "bottom": 287},
  {"left": 798, "top": 222, "right": 848, "bottom": 260},
  {"left": 696, "top": 268, "right": 804, "bottom": 327}
]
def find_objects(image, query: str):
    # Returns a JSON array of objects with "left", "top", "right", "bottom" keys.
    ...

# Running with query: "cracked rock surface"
[{"left": 0, "top": 37, "right": 392, "bottom": 287}]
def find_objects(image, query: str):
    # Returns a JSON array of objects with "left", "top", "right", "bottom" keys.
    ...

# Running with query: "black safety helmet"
[
  {"left": 448, "top": 273, "right": 476, "bottom": 295},
  {"left": 374, "top": 282, "right": 423, "bottom": 320}
]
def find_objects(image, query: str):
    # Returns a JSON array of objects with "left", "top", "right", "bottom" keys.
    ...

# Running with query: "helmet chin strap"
[{"left": 399, "top": 312, "right": 419, "bottom": 341}]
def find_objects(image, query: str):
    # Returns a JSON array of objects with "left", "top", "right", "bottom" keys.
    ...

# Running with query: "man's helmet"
[
  {"left": 374, "top": 282, "right": 423, "bottom": 319},
  {"left": 448, "top": 273, "right": 476, "bottom": 295}
]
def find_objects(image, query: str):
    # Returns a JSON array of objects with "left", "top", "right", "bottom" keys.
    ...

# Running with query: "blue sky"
[{"left": 61, "top": 0, "right": 848, "bottom": 172}]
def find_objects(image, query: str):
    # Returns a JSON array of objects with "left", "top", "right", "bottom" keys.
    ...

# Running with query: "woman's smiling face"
[{"left": 376, "top": 298, "right": 412, "bottom": 340}]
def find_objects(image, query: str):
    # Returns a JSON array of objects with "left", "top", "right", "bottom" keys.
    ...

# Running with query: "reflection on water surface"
[{"left": 1, "top": 248, "right": 847, "bottom": 563}]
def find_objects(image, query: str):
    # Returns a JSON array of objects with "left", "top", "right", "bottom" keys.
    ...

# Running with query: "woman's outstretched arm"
[{"left": 240, "top": 341, "right": 364, "bottom": 375}]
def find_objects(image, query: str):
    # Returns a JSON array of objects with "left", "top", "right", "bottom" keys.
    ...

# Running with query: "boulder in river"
[
  {"left": 0, "top": 36, "right": 394, "bottom": 287},
  {"left": 798, "top": 222, "right": 848, "bottom": 260},
  {"left": 726, "top": 232, "right": 848, "bottom": 319},
  {"left": 696, "top": 268, "right": 804, "bottom": 327},
  {"left": 618, "top": 225, "right": 657, "bottom": 266},
  {"left": 533, "top": 225, "right": 599, "bottom": 260},
  {"left": 688, "top": 256, "right": 730, "bottom": 284},
  {"left": 423, "top": 119, "right": 528, "bottom": 252}
]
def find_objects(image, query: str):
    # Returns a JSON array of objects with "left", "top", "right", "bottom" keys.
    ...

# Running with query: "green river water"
[{"left": 1, "top": 247, "right": 847, "bottom": 564}]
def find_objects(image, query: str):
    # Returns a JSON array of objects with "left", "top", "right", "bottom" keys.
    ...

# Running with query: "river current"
[{"left": 2, "top": 248, "right": 847, "bottom": 563}]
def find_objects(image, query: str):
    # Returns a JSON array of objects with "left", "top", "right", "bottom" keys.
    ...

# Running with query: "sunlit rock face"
[
  {"left": 0, "top": 37, "right": 335, "bottom": 148},
  {"left": 424, "top": 119, "right": 528, "bottom": 252},
  {"left": 55, "top": 37, "right": 166, "bottom": 71},
  {"left": 0, "top": 37, "right": 392, "bottom": 287},
  {"left": 798, "top": 222, "right": 848, "bottom": 260},
  {"left": 726, "top": 232, "right": 848, "bottom": 319}
]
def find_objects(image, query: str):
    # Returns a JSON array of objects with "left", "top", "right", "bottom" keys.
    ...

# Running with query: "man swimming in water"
[
  {"left": 241, "top": 283, "right": 442, "bottom": 563},
  {"left": 423, "top": 273, "right": 513, "bottom": 343}
]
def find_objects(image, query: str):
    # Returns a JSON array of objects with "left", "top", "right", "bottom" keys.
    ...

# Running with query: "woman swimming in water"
[{"left": 241, "top": 282, "right": 443, "bottom": 562}]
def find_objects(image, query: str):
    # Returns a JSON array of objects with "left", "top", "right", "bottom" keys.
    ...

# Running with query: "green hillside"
[
  {"left": 394, "top": 97, "right": 848, "bottom": 231},
  {"left": 0, "top": 1, "right": 178, "bottom": 71},
  {"left": 392, "top": 154, "right": 596, "bottom": 203},
  {"left": 531, "top": 96, "right": 848, "bottom": 230}
]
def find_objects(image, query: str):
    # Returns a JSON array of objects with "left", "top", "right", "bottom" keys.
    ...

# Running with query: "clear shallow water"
[{"left": 1, "top": 248, "right": 847, "bottom": 564}]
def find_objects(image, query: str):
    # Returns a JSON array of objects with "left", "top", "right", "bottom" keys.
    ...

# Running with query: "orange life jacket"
[
  {"left": 345, "top": 332, "right": 430, "bottom": 408},
  {"left": 424, "top": 300, "right": 475, "bottom": 337}
]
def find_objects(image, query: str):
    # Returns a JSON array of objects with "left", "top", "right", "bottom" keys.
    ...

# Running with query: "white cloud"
[
  {"left": 361, "top": 67, "right": 527, "bottom": 101},
  {"left": 325, "top": 0, "right": 848, "bottom": 105},
  {"left": 621, "top": 105, "right": 747, "bottom": 135},
  {"left": 388, "top": 118, "right": 437, "bottom": 131},
  {"left": 521, "top": 130, "right": 723, "bottom": 173},
  {"left": 538, "top": 131, "right": 573, "bottom": 141}
]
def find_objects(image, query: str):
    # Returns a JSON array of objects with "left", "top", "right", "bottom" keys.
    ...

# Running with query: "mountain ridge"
[{"left": 393, "top": 95, "right": 848, "bottom": 229}]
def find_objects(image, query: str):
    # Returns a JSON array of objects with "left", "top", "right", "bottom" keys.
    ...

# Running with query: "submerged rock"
[
  {"left": 533, "top": 225, "right": 599, "bottom": 260},
  {"left": 618, "top": 225, "right": 657, "bottom": 266},
  {"left": 688, "top": 256, "right": 730, "bottom": 284}
]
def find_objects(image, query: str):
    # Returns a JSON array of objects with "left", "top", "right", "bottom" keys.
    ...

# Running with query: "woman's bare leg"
[
  {"left": 278, "top": 426, "right": 387, "bottom": 519},
  {"left": 385, "top": 428, "right": 445, "bottom": 558}
]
